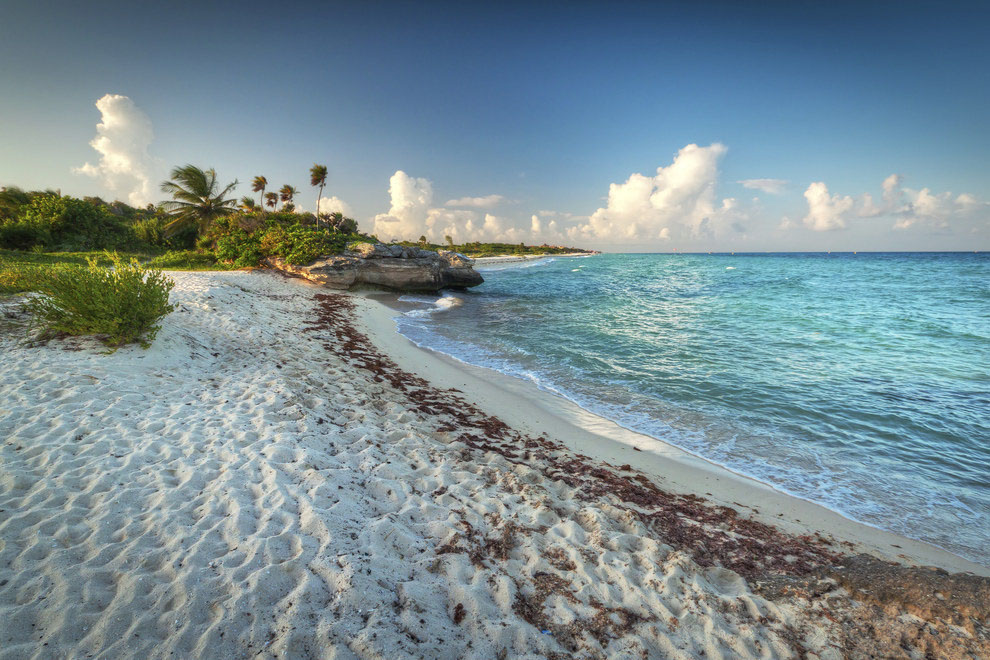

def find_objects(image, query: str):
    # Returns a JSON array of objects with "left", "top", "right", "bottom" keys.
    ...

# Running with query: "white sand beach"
[{"left": 1, "top": 270, "right": 987, "bottom": 660}]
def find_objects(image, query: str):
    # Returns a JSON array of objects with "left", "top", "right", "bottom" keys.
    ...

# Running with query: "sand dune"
[{"left": 1, "top": 271, "right": 986, "bottom": 659}]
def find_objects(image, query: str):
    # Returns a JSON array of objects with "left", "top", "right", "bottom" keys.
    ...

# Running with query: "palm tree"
[
  {"left": 240, "top": 196, "right": 257, "bottom": 212},
  {"left": 265, "top": 192, "right": 279, "bottom": 211},
  {"left": 310, "top": 164, "right": 328, "bottom": 225},
  {"left": 160, "top": 165, "right": 238, "bottom": 235},
  {"left": 279, "top": 185, "right": 297, "bottom": 209},
  {"left": 251, "top": 176, "right": 267, "bottom": 212}
]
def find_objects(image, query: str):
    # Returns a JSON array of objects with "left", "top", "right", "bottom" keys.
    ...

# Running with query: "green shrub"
[
  {"left": 209, "top": 216, "right": 365, "bottom": 267},
  {"left": 146, "top": 249, "right": 223, "bottom": 270},
  {"left": 0, "top": 222, "right": 48, "bottom": 250},
  {"left": 0, "top": 262, "right": 38, "bottom": 294},
  {"left": 214, "top": 226, "right": 263, "bottom": 268},
  {"left": 25, "top": 253, "right": 176, "bottom": 348},
  {"left": 132, "top": 215, "right": 168, "bottom": 247},
  {"left": 258, "top": 224, "right": 352, "bottom": 265},
  {"left": 20, "top": 196, "right": 135, "bottom": 250}
]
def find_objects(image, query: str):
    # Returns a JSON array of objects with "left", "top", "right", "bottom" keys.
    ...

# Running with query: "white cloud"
[
  {"left": 372, "top": 170, "right": 434, "bottom": 240},
  {"left": 796, "top": 174, "right": 985, "bottom": 233},
  {"left": 571, "top": 143, "right": 734, "bottom": 242},
  {"left": 313, "top": 196, "right": 353, "bottom": 216},
  {"left": 444, "top": 194, "right": 505, "bottom": 208},
  {"left": 372, "top": 172, "right": 522, "bottom": 243},
  {"left": 73, "top": 94, "right": 157, "bottom": 205},
  {"left": 802, "top": 181, "right": 854, "bottom": 231},
  {"left": 738, "top": 178, "right": 788, "bottom": 195}
]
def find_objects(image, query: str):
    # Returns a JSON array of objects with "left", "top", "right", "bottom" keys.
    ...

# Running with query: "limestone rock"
[{"left": 266, "top": 243, "right": 484, "bottom": 291}]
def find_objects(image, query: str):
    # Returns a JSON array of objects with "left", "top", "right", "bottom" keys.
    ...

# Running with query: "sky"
[{"left": 1, "top": 0, "right": 988, "bottom": 251}]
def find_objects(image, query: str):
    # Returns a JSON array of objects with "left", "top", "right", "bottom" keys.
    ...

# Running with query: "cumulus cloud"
[
  {"left": 738, "top": 178, "right": 788, "bottom": 195},
  {"left": 312, "top": 196, "right": 353, "bottom": 216},
  {"left": 795, "top": 174, "right": 985, "bottom": 233},
  {"left": 802, "top": 181, "right": 855, "bottom": 231},
  {"left": 444, "top": 194, "right": 505, "bottom": 208},
  {"left": 73, "top": 94, "right": 157, "bottom": 205},
  {"left": 371, "top": 171, "right": 434, "bottom": 239},
  {"left": 570, "top": 143, "right": 734, "bottom": 242},
  {"left": 372, "top": 172, "right": 523, "bottom": 243}
]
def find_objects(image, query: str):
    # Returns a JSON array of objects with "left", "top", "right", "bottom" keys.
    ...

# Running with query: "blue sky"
[{"left": 1, "top": 0, "right": 987, "bottom": 250}]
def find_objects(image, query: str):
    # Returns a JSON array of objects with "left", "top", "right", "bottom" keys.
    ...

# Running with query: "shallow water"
[{"left": 396, "top": 253, "right": 990, "bottom": 565}]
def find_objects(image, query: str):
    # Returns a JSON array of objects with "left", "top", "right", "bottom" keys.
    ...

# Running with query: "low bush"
[
  {"left": 145, "top": 249, "right": 223, "bottom": 270},
  {"left": 19, "top": 195, "right": 135, "bottom": 250},
  {"left": 210, "top": 216, "right": 368, "bottom": 267},
  {"left": 0, "top": 222, "right": 48, "bottom": 250},
  {"left": 0, "top": 262, "right": 37, "bottom": 294},
  {"left": 259, "top": 224, "right": 355, "bottom": 265},
  {"left": 25, "top": 253, "right": 176, "bottom": 348}
]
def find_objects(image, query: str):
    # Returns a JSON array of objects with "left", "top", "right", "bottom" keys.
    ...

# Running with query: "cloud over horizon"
[
  {"left": 73, "top": 94, "right": 157, "bottom": 206},
  {"left": 367, "top": 154, "right": 986, "bottom": 249},
  {"left": 444, "top": 194, "right": 505, "bottom": 208},
  {"left": 738, "top": 178, "right": 788, "bottom": 195},
  {"left": 798, "top": 175, "right": 985, "bottom": 233},
  {"left": 568, "top": 143, "right": 738, "bottom": 243}
]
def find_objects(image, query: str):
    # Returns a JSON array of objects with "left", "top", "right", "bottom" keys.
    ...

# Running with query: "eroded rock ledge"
[{"left": 266, "top": 242, "right": 484, "bottom": 291}]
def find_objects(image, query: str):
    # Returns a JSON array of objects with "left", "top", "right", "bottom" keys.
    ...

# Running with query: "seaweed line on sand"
[{"left": 304, "top": 292, "right": 990, "bottom": 658}]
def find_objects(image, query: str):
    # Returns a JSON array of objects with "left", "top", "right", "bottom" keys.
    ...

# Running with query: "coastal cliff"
[{"left": 266, "top": 242, "right": 484, "bottom": 291}]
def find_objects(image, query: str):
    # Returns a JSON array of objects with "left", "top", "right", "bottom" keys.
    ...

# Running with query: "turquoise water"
[{"left": 396, "top": 253, "right": 990, "bottom": 565}]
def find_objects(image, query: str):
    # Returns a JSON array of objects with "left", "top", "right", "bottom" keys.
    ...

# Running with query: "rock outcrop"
[{"left": 266, "top": 243, "right": 484, "bottom": 291}]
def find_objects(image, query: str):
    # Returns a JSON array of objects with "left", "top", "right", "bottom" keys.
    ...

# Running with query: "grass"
[
  {"left": 144, "top": 249, "right": 232, "bottom": 271},
  {"left": 1, "top": 249, "right": 157, "bottom": 295},
  {"left": 0, "top": 248, "right": 233, "bottom": 296}
]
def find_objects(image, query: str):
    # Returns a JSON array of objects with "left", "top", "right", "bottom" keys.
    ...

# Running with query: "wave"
[
  {"left": 397, "top": 292, "right": 464, "bottom": 318},
  {"left": 391, "top": 309, "right": 988, "bottom": 565}
]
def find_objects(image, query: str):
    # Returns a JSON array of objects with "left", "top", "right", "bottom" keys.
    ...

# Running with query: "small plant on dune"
[{"left": 25, "top": 253, "right": 176, "bottom": 348}]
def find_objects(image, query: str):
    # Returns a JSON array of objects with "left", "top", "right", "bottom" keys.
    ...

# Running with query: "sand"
[{"left": 1, "top": 270, "right": 987, "bottom": 660}]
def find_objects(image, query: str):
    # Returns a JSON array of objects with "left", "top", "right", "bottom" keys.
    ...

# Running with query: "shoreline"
[
  {"left": 3, "top": 270, "right": 988, "bottom": 659},
  {"left": 471, "top": 253, "right": 594, "bottom": 265},
  {"left": 357, "top": 291, "right": 988, "bottom": 577}
]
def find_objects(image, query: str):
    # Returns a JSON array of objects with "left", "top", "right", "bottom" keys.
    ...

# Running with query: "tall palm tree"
[
  {"left": 279, "top": 185, "right": 297, "bottom": 208},
  {"left": 265, "top": 192, "right": 279, "bottom": 211},
  {"left": 310, "top": 164, "right": 328, "bottom": 225},
  {"left": 160, "top": 165, "right": 238, "bottom": 235},
  {"left": 251, "top": 176, "right": 268, "bottom": 213}
]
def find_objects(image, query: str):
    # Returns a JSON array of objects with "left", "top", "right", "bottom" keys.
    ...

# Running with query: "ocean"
[{"left": 395, "top": 253, "right": 990, "bottom": 565}]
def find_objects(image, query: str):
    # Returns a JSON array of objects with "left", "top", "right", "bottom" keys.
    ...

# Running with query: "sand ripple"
[{"left": 1, "top": 271, "right": 981, "bottom": 659}]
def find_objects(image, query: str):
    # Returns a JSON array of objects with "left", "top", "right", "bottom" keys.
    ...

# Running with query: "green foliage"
[
  {"left": 160, "top": 164, "right": 238, "bottom": 236},
  {"left": 320, "top": 211, "right": 358, "bottom": 234},
  {"left": 24, "top": 253, "right": 176, "bottom": 348},
  {"left": 0, "top": 222, "right": 47, "bottom": 250},
  {"left": 394, "top": 240, "right": 593, "bottom": 258},
  {"left": 259, "top": 224, "right": 356, "bottom": 265},
  {"left": 209, "top": 215, "right": 369, "bottom": 267},
  {"left": 214, "top": 224, "right": 263, "bottom": 268},
  {"left": 11, "top": 195, "right": 134, "bottom": 250},
  {"left": 0, "top": 186, "right": 33, "bottom": 221},
  {"left": 145, "top": 250, "right": 226, "bottom": 271},
  {"left": 0, "top": 249, "right": 165, "bottom": 295},
  {"left": 132, "top": 215, "right": 169, "bottom": 247}
]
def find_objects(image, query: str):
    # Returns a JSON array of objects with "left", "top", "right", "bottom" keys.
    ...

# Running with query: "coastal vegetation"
[
  {"left": 23, "top": 252, "right": 175, "bottom": 348},
  {"left": 401, "top": 239, "right": 593, "bottom": 258},
  {"left": 0, "top": 166, "right": 590, "bottom": 344}
]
